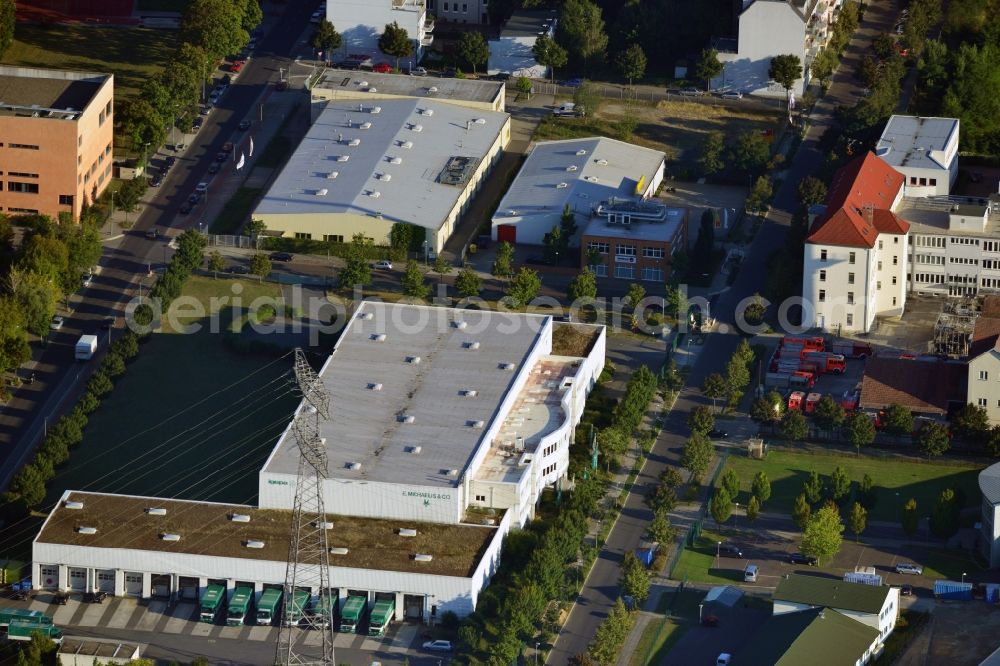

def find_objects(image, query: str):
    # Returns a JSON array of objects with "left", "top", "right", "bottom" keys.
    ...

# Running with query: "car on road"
[
  {"left": 145, "top": 229, "right": 158, "bottom": 240},
  {"left": 720, "top": 543, "right": 743, "bottom": 558},
  {"left": 222, "top": 141, "right": 234, "bottom": 153},
  {"left": 192, "top": 117, "right": 204, "bottom": 131},
  {"left": 373, "top": 63, "right": 392, "bottom": 73},
  {"left": 187, "top": 193, "right": 201, "bottom": 205},
  {"left": 560, "top": 77, "right": 583, "bottom": 87},
  {"left": 150, "top": 172, "right": 163, "bottom": 187},
  {"left": 195, "top": 182, "right": 209, "bottom": 193},
  {"left": 708, "top": 429, "right": 729, "bottom": 439},
  {"left": 231, "top": 59, "right": 245, "bottom": 73},
  {"left": 269, "top": 251, "right": 293, "bottom": 262},
  {"left": 678, "top": 87, "right": 704, "bottom": 97},
  {"left": 179, "top": 202, "right": 192, "bottom": 215},
  {"left": 901, "top": 585, "right": 913, "bottom": 596},
  {"left": 81, "top": 274, "right": 93, "bottom": 288},
  {"left": 407, "top": 66, "right": 428, "bottom": 76},
  {"left": 373, "top": 260, "right": 393, "bottom": 270},
  {"left": 895, "top": 563, "right": 923, "bottom": 575},
  {"left": 227, "top": 264, "right": 250, "bottom": 274},
  {"left": 208, "top": 163, "right": 220, "bottom": 174},
  {"left": 101, "top": 316, "right": 115, "bottom": 330},
  {"left": 422, "top": 640, "right": 453, "bottom": 652},
  {"left": 701, "top": 615, "right": 719, "bottom": 627},
  {"left": 215, "top": 152, "right": 228, "bottom": 163},
  {"left": 50, "top": 316, "right": 64, "bottom": 331},
  {"left": 720, "top": 91, "right": 743, "bottom": 100},
  {"left": 238, "top": 119, "right": 251, "bottom": 131},
  {"left": 209, "top": 91, "right": 221, "bottom": 105},
  {"left": 787, "top": 553, "right": 817, "bottom": 566}
]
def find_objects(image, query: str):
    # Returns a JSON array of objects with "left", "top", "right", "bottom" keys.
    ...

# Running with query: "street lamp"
[
  {"left": 962, "top": 572, "right": 967, "bottom": 584},
  {"left": 716, "top": 541, "right": 721, "bottom": 568},
  {"left": 535, "top": 642, "right": 540, "bottom": 665},
  {"left": 423, "top": 239, "right": 430, "bottom": 265},
  {"left": 734, "top": 502, "right": 740, "bottom": 527}
]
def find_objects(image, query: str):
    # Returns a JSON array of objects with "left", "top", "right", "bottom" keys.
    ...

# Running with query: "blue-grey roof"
[
  {"left": 980, "top": 462, "right": 1000, "bottom": 505},
  {"left": 875, "top": 115, "right": 959, "bottom": 170},
  {"left": 492, "top": 138, "right": 665, "bottom": 222},
  {"left": 254, "top": 99, "right": 508, "bottom": 230}
]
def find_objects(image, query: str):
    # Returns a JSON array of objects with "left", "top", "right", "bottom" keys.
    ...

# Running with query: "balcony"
[
  {"left": 424, "top": 16, "right": 435, "bottom": 32},
  {"left": 420, "top": 33, "right": 434, "bottom": 47}
]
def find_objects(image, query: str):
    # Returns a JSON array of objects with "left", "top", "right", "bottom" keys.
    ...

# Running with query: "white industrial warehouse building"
[{"left": 31, "top": 303, "right": 606, "bottom": 622}]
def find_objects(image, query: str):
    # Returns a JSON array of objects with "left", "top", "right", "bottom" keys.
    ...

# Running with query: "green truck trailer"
[
  {"left": 256, "top": 588, "right": 282, "bottom": 625},
  {"left": 7, "top": 619, "right": 63, "bottom": 644},
  {"left": 368, "top": 599, "right": 394, "bottom": 637},
  {"left": 339, "top": 595, "right": 367, "bottom": 633},
  {"left": 226, "top": 586, "right": 255, "bottom": 626},
  {"left": 0, "top": 608, "right": 52, "bottom": 628},
  {"left": 199, "top": 584, "right": 226, "bottom": 623},
  {"left": 283, "top": 589, "right": 311, "bottom": 627},
  {"left": 311, "top": 595, "right": 338, "bottom": 628}
]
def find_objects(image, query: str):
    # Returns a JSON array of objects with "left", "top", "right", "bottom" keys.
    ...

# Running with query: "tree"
[
  {"left": 917, "top": 421, "right": 950, "bottom": 458},
  {"left": 858, "top": 473, "right": 876, "bottom": 509},
  {"left": 988, "top": 426, "right": 1000, "bottom": 458},
  {"left": 567, "top": 269, "right": 598, "bottom": 303},
  {"left": 730, "top": 131, "right": 771, "bottom": 176},
  {"left": 769, "top": 54, "right": 802, "bottom": 96},
  {"left": 239, "top": 0, "right": 263, "bottom": 32},
  {"left": 492, "top": 241, "right": 514, "bottom": 278},
  {"left": 846, "top": 412, "right": 876, "bottom": 453},
  {"left": 751, "top": 395, "right": 782, "bottom": 423},
  {"left": 116, "top": 177, "right": 147, "bottom": 214},
  {"left": 802, "top": 470, "right": 823, "bottom": 504},
  {"left": 574, "top": 82, "right": 601, "bottom": 116},
  {"left": 710, "top": 486, "right": 733, "bottom": 525},
  {"left": 849, "top": 501, "right": 867, "bottom": 542},
  {"left": 455, "top": 266, "right": 482, "bottom": 298},
  {"left": 702, "top": 373, "right": 727, "bottom": 411},
  {"left": 616, "top": 44, "right": 647, "bottom": 87},
  {"left": 207, "top": 250, "right": 225, "bottom": 276},
  {"left": 682, "top": 432, "right": 713, "bottom": 481},
  {"left": 751, "top": 471, "right": 771, "bottom": 504},
  {"left": 389, "top": 222, "right": 413, "bottom": 255},
  {"left": 810, "top": 48, "right": 839, "bottom": 87},
  {"left": 646, "top": 509, "right": 675, "bottom": 545},
  {"left": 873, "top": 32, "right": 897, "bottom": 60},
  {"left": 533, "top": 34, "right": 568, "bottom": 83},
  {"left": 458, "top": 31, "right": 490, "bottom": 76},
  {"left": 249, "top": 253, "right": 271, "bottom": 278},
  {"left": 117, "top": 98, "right": 167, "bottom": 155},
  {"left": 792, "top": 493, "right": 811, "bottom": 529},
  {"left": 801, "top": 502, "right": 844, "bottom": 564},
  {"left": 5, "top": 269, "right": 59, "bottom": 338},
  {"left": 516, "top": 76, "right": 533, "bottom": 99},
  {"left": 883, "top": 404, "right": 914, "bottom": 438},
  {"left": 781, "top": 409, "right": 808, "bottom": 441},
  {"left": 590, "top": 598, "right": 631, "bottom": 664},
  {"left": 625, "top": 283, "right": 646, "bottom": 311},
  {"left": 378, "top": 21, "right": 413, "bottom": 70},
  {"left": 402, "top": 260, "right": 431, "bottom": 300},
  {"left": 620, "top": 551, "right": 650, "bottom": 604},
  {"left": 725, "top": 354, "right": 750, "bottom": 403},
  {"left": 505, "top": 267, "right": 541, "bottom": 309},
  {"left": 693, "top": 48, "right": 723, "bottom": 91},
  {"left": 720, "top": 468, "right": 740, "bottom": 501},
  {"left": 0, "top": 0, "right": 14, "bottom": 59},
  {"left": 797, "top": 176, "right": 828, "bottom": 207},
  {"left": 954, "top": 403, "right": 991, "bottom": 442},
  {"left": 930, "top": 488, "right": 959, "bottom": 538},
  {"left": 687, "top": 405, "right": 714, "bottom": 435},
  {"left": 699, "top": 131, "right": 725, "bottom": 176},
  {"left": 432, "top": 255, "right": 452, "bottom": 283},
  {"left": 746, "top": 495, "right": 761, "bottom": 522},
  {"left": 814, "top": 395, "right": 845, "bottom": 431},
  {"left": 645, "top": 482, "right": 678, "bottom": 516},
  {"left": 746, "top": 176, "right": 773, "bottom": 215},
  {"left": 181, "top": 0, "right": 247, "bottom": 61},
  {"left": 556, "top": 0, "right": 608, "bottom": 68},
  {"left": 339, "top": 233, "right": 373, "bottom": 290},
  {"left": 10, "top": 462, "right": 49, "bottom": 507},
  {"left": 829, "top": 466, "right": 851, "bottom": 502},
  {"left": 856, "top": 55, "right": 880, "bottom": 89},
  {"left": 901, "top": 497, "right": 919, "bottom": 536},
  {"left": 311, "top": 20, "right": 343, "bottom": 53}
]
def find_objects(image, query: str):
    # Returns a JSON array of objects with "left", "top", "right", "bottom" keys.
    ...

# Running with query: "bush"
[
  {"left": 77, "top": 391, "right": 100, "bottom": 415},
  {"left": 112, "top": 332, "right": 140, "bottom": 359},
  {"left": 102, "top": 352, "right": 126, "bottom": 378},
  {"left": 87, "top": 370, "right": 114, "bottom": 397}
]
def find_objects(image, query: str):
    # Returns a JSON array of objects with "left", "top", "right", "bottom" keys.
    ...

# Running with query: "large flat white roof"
[
  {"left": 263, "top": 303, "right": 550, "bottom": 487},
  {"left": 254, "top": 99, "right": 508, "bottom": 230},
  {"left": 492, "top": 137, "right": 665, "bottom": 222},
  {"left": 875, "top": 115, "right": 959, "bottom": 171},
  {"left": 313, "top": 69, "right": 503, "bottom": 105}
]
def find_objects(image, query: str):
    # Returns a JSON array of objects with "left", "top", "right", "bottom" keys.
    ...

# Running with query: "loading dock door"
[
  {"left": 124, "top": 573, "right": 143, "bottom": 596},
  {"left": 497, "top": 224, "right": 516, "bottom": 244},
  {"left": 179, "top": 577, "right": 199, "bottom": 600},
  {"left": 39, "top": 566, "right": 58, "bottom": 590},
  {"left": 404, "top": 594, "right": 424, "bottom": 619},
  {"left": 96, "top": 570, "right": 116, "bottom": 593},
  {"left": 152, "top": 574, "right": 171, "bottom": 597},
  {"left": 68, "top": 568, "right": 87, "bottom": 591}
]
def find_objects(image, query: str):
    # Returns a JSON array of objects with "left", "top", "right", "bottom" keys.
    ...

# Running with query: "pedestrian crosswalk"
[{"left": 30, "top": 595, "right": 417, "bottom": 652}]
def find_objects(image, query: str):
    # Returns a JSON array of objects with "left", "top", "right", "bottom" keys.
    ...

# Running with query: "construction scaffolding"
[{"left": 932, "top": 299, "right": 977, "bottom": 357}]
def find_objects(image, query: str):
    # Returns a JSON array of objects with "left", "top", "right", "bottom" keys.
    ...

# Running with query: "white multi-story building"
[
  {"left": 875, "top": 115, "right": 960, "bottom": 197},
  {"left": 426, "top": 0, "right": 488, "bottom": 25},
  {"left": 487, "top": 9, "right": 557, "bottom": 78},
  {"left": 328, "top": 0, "right": 434, "bottom": 63},
  {"left": 802, "top": 152, "right": 910, "bottom": 333},
  {"left": 713, "top": 0, "right": 845, "bottom": 97},
  {"left": 980, "top": 462, "right": 1000, "bottom": 568}
]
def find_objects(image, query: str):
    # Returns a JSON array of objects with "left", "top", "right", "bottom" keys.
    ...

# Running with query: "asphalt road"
[{"left": 547, "top": 2, "right": 901, "bottom": 661}]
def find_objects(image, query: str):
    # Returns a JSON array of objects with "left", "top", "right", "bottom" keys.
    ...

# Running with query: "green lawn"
[
  {"left": 1, "top": 24, "right": 178, "bottom": 103},
  {"left": 722, "top": 450, "right": 982, "bottom": 522},
  {"left": 210, "top": 187, "right": 263, "bottom": 234},
  {"left": 920, "top": 547, "right": 985, "bottom": 580},
  {"left": 629, "top": 617, "right": 688, "bottom": 666},
  {"left": 673, "top": 530, "right": 749, "bottom": 585}
]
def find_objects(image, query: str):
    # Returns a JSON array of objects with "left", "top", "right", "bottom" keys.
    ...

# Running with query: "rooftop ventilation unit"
[
  {"left": 244, "top": 540, "right": 265, "bottom": 549},
  {"left": 390, "top": 156, "right": 403, "bottom": 164},
  {"left": 378, "top": 173, "right": 392, "bottom": 181},
  {"left": 369, "top": 190, "right": 381, "bottom": 198},
  {"left": 160, "top": 533, "right": 181, "bottom": 542},
  {"left": 446, "top": 468, "right": 459, "bottom": 477},
  {"left": 336, "top": 155, "right": 350, "bottom": 162},
  {"left": 566, "top": 165, "right": 578, "bottom": 172},
  {"left": 346, "top": 461, "right": 362, "bottom": 470},
  {"left": 327, "top": 171, "right": 339, "bottom": 179},
  {"left": 402, "top": 141, "right": 413, "bottom": 149},
  {"left": 371, "top": 106, "right": 381, "bottom": 114},
  {"left": 359, "top": 81, "right": 369, "bottom": 87},
  {"left": 399, "top": 528, "right": 418, "bottom": 537},
  {"left": 348, "top": 138, "right": 361, "bottom": 146},
  {"left": 230, "top": 513, "right": 251, "bottom": 523},
  {"left": 596, "top": 159, "right": 608, "bottom": 165},
  {"left": 556, "top": 182, "right": 568, "bottom": 189},
  {"left": 428, "top": 86, "right": 439, "bottom": 93},
  {"left": 411, "top": 124, "right": 423, "bottom": 132},
  {"left": 499, "top": 362, "right": 516, "bottom": 370},
  {"left": 64, "top": 501, "right": 84, "bottom": 510},
  {"left": 406, "top": 355, "right": 422, "bottom": 364},
  {"left": 77, "top": 526, "right": 98, "bottom": 535},
  {"left": 506, "top": 210, "right": 518, "bottom": 216},
  {"left": 399, "top": 414, "right": 416, "bottom": 423},
  {"left": 329, "top": 547, "right": 349, "bottom": 555},
  {"left": 474, "top": 118, "right": 486, "bottom": 124},
  {"left": 145, "top": 507, "right": 167, "bottom": 516},
  {"left": 360, "top": 122, "right": 371, "bottom": 130},
  {"left": 371, "top": 333, "right": 387, "bottom": 342},
  {"left": 361, "top": 312, "right": 374, "bottom": 320},
  {"left": 452, "top": 320, "right": 467, "bottom": 329},
  {"left": 424, "top": 108, "right": 435, "bottom": 116},
  {"left": 406, "top": 445, "right": 422, "bottom": 454},
  {"left": 463, "top": 341, "right": 481, "bottom": 350},
  {"left": 461, "top": 390, "right": 479, "bottom": 397},
  {"left": 414, "top": 554, "right": 434, "bottom": 562},
  {"left": 368, "top": 87, "right": 377, "bottom": 93},
  {"left": 313, "top": 521, "right": 334, "bottom": 530},
  {"left": 576, "top": 149, "right": 587, "bottom": 156},
  {"left": 585, "top": 176, "right": 598, "bottom": 182},
  {"left": 316, "top": 188, "right": 329, "bottom": 196},
  {"left": 368, "top": 382, "right": 383, "bottom": 391},
  {"left": 468, "top": 420, "right": 484, "bottom": 428}
]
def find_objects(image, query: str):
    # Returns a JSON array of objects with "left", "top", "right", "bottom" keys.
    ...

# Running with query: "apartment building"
[
  {"left": 0, "top": 66, "right": 113, "bottom": 221},
  {"left": 582, "top": 199, "right": 688, "bottom": 283},
  {"left": 426, "top": 0, "right": 487, "bottom": 25},
  {"left": 875, "top": 115, "right": 959, "bottom": 197},
  {"left": 328, "top": 0, "right": 434, "bottom": 63},
  {"left": 802, "top": 152, "right": 909, "bottom": 333},
  {"left": 713, "top": 0, "right": 845, "bottom": 97}
]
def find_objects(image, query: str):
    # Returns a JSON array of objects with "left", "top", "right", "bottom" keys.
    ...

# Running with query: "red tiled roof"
[
  {"left": 806, "top": 152, "right": 909, "bottom": 248},
  {"left": 982, "top": 296, "right": 1000, "bottom": 320},
  {"left": 860, "top": 357, "right": 967, "bottom": 415},
  {"left": 969, "top": 316, "right": 1000, "bottom": 359}
]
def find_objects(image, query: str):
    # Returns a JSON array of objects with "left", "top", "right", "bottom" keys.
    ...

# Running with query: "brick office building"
[{"left": 581, "top": 198, "right": 688, "bottom": 283}]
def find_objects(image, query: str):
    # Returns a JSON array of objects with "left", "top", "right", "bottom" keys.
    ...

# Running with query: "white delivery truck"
[{"left": 75, "top": 335, "right": 97, "bottom": 360}]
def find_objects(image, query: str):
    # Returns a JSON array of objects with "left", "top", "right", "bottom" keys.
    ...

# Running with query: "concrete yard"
[{"left": 897, "top": 602, "right": 1000, "bottom": 666}]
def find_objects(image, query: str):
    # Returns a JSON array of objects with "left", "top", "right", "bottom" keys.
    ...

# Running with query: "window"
[
  {"left": 846, "top": 313, "right": 854, "bottom": 326},
  {"left": 979, "top": 398, "right": 988, "bottom": 407},
  {"left": 892, "top": 297, "right": 897, "bottom": 306},
  {"left": 591, "top": 264, "right": 607, "bottom": 277},
  {"left": 475, "top": 494, "right": 486, "bottom": 502},
  {"left": 587, "top": 241, "right": 609, "bottom": 254},
  {"left": 6, "top": 207, "right": 38, "bottom": 214},
  {"left": 879, "top": 240, "right": 883, "bottom": 250},
  {"left": 543, "top": 463, "right": 557, "bottom": 476},
  {"left": 980, "top": 371, "right": 989, "bottom": 381},
  {"left": 99, "top": 109, "right": 106, "bottom": 125},
  {"left": 58, "top": 194, "right": 74, "bottom": 206},
  {"left": 614, "top": 264, "right": 635, "bottom": 279},
  {"left": 892, "top": 276, "right": 897, "bottom": 285},
  {"left": 443, "top": 1, "right": 448, "bottom": 9},
  {"left": 893, "top": 255, "right": 898, "bottom": 265},
  {"left": 910, "top": 176, "right": 917, "bottom": 185},
  {"left": 641, "top": 267, "right": 664, "bottom": 282},
  {"left": 877, "top": 281, "right": 882, "bottom": 290},
  {"left": 323, "top": 234, "right": 344, "bottom": 243},
  {"left": 894, "top": 236, "right": 899, "bottom": 244},
  {"left": 819, "top": 270, "right": 826, "bottom": 282},
  {"left": 462, "top": 2, "right": 467, "bottom": 10},
  {"left": 849, "top": 252, "right": 855, "bottom": 264},
  {"left": 919, "top": 177, "right": 927, "bottom": 186},
  {"left": 848, "top": 272, "right": 855, "bottom": 284},
  {"left": 818, "top": 290, "right": 826, "bottom": 302},
  {"left": 847, "top": 292, "right": 854, "bottom": 305},
  {"left": 642, "top": 246, "right": 664, "bottom": 259},
  {"left": 820, "top": 249, "right": 828, "bottom": 261},
  {"left": 615, "top": 244, "right": 636, "bottom": 256},
  {"left": 293, "top": 232, "right": 312, "bottom": 240},
  {"left": 877, "top": 261, "right": 882, "bottom": 270},
  {"left": 8, "top": 171, "right": 38, "bottom": 178},
  {"left": 8, "top": 143, "right": 39, "bottom": 150},
  {"left": 7, "top": 181, "right": 38, "bottom": 193}
]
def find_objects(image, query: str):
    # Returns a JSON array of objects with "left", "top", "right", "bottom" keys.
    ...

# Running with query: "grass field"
[
  {"left": 630, "top": 616, "right": 688, "bottom": 666},
  {"left": 210, "top": 186, "right": 263, "bottom": 234},
  {"left": 673, "top": 530, "right": 748, "bottom": 585},
  {"left": 722, "top": 450, "right": 982, "bottom": 523},
  {"left": 1, "top": 24, "right": 178, "bottom": 103}
]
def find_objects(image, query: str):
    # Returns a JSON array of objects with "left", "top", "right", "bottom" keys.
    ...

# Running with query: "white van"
[
  {"left": 743, "top": 564, "right": 758, "bottom": 582},
  {"left": 553, "top": 102, "right": 585, "bottom": 117}
]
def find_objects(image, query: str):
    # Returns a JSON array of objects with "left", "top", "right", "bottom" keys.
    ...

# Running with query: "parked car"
[
  {"left": 231, "top": 59, "right": 245, "bottom": 73},
  {"left": 227, "top": 264, "right": 250, "bottom": 274},
  {"left": 720, "top": 91, "right": 743, "bottom": 100},
  {"left": 373, "top": 63, "right": 392, "bottom": 73},
  {"left": 145, "top": 228, "right": 158, "bottom": 240},
  {"left": 222, "top": 141, "right": 234, "bottom": 153},
  {"left": 215, "top": 152, "right": 228, "bottom": 163},
  {"left": 708, "top": 429, "right": 729, "bottom": 439},
  {"left": 192, "top": 117, "right": 204, "bottom": 131},
  {"left": 407, "top": 66, "right": 428, "bottom": 76},
  {"left": 678, "top": 87, "right": 704, "bottom": 97},
  {"left": 196, "top": 182, "right": 209, "bottom": 193},
  {"left": 101, "top": 316, "right": 115, "bottom": 330},
  {"left": 269, "top": 251, "right": 294, "bottom": 262},
  {"left": 208, "top": 163, "right": 220, "bottom": 174},
  {"left": 275, "top": 80, "right": 289, "bottom": 91},
  {"left": 81, "top": 273, "right": 93, "bottom": 288},
  {"left": 164, "top": 156, "right": 177, "bottom": 169},
  {"left": 787, "top": 553, "right": 817, "bottom": 566},
  {"left": 525, "top": 255, "right": 553, "bottom": 266},
  {"left": 208, "top": 91, "right": 221, "bottom": 105},
  {"left": 901, "top": 585, "right": 913, "bottom": 596},
  {"left": 422, "top": 640, "right": 453, "bottom": 652},
  {"left": 188, "top": 193, "right": 201, "bottom": 205},
  {"left": 50, "top": 316, "right": 64, "bottom": 331},
  {"left": 372, "top": 260, "right": 393, "bottom": 270},
  {"left": 720, "top": 543, "right": 743, "bottom": 558},
  {"left": 310, "top": 10, "right": 323, "bottom": 23},
  {"left": 150, "top": 172, "right": 163, "bottom": 187},
  {"left": 702, "top": 615, "right": 720, "bottom": 627},
  {"left": 717, "top": 654, "right": 732, "bottom": 666},
  {"left": 238, "top": 119, "right": 251, "bottom": 131},
  {"left": 83, "top": 591, "right": 108, "bottom": 604},
  {"left": 895, "top": 563, "right": 923, "bottom": 575},
  {"left": 179, "top": 202, "right": 192, "bottom": 215},
  {"left": 560, "top": 77, "right": 583, "bottom": 87}
]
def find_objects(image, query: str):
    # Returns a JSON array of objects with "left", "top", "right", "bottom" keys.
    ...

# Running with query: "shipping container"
[
  {"left": 199, "top": 584, "right": 226, "bottom": 623},
  {"left": 7, "top": 619, "right": 62, "bottom": 644},
  {"left": 934, "top": 580, "right": 973, "bottom": 600},
  {"left": 256, "top": 588, "right": 282, "bottom": 625},
  {"left": 339, "top": 595, "right": 367, "bottom": 633},
  {"left": 0, "top": 608, "right": 52, "bottom": 628},
  {"left": 843, "top": 572, "right": 883, "bottom": 586}
]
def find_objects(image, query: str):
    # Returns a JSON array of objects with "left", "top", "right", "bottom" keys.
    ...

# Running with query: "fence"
[{"left": 208, "top": 234, "right": 256, "bottom": 249}]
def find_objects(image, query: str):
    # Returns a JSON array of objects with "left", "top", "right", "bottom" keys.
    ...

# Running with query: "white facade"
[
  {"left": 487, "top": 11, "right": 557, "bottom": 78},
  {"left": 715, "top": 0, "right": 843, "bottom": 97},
  {"left": 327, "top": 0, "right": 432, "bottom": 62},
  {"left": 981, "top": 463, "right": 1000, "bottom": 568},
  {"left": 773, "top": 588, "right": 900, "bottom": 644},
  {"left": 428, "top": 0, "right": 488, "bottom": 25},
  {"left": 969, "top": 350, "right": 1000, "bottom": 424},
  {"left": 876, "top": 116, "right": 959, "bottom": 197}
]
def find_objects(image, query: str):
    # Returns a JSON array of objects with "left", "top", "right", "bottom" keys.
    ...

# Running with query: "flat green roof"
[
  {"left": 774, "top": 574, "right": 890, "bottom": 614},
  {"left": 739, "top": 608, "right": 880, "bottom": 666}
]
